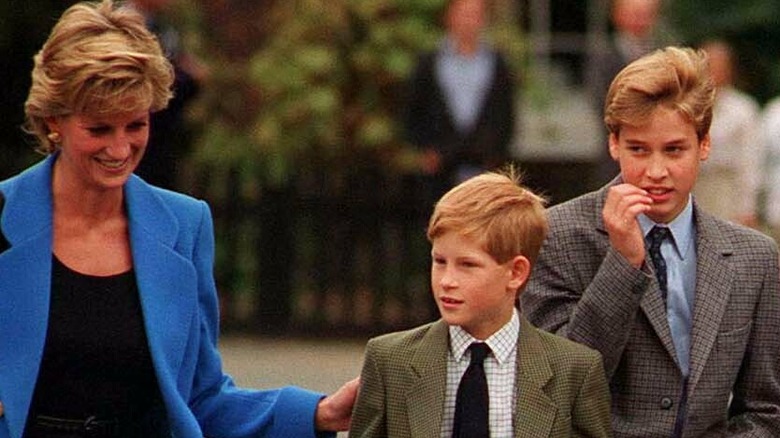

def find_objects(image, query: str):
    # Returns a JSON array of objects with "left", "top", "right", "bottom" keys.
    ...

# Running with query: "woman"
[{"left": 0, "top": 1, "right": 356, "bottom": 437}]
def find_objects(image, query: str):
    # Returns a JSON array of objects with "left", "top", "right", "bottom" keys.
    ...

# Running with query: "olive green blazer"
[{"left": 350, "top": 316, "right": 612, "bottom": 437}]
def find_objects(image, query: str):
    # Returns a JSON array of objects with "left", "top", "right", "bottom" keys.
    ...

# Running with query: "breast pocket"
[
  {"left": 717, "top": 322, "right": 751, "bottom": 349},
  {"left": 710, "top": 322, "right": 752, "bottom": 382}
]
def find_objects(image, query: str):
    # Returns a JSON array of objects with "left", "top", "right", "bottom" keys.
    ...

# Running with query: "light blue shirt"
[
  {"left": 638, "top": 198, "right": 697, "bottom": 376},
  {"left": 434, "top": 37, "right": 496, "bottom": 134}
]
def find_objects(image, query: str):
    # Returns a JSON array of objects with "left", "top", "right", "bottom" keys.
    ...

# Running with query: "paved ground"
[{"left": 218, "top": 334, "right": 369, "bottom": 437}]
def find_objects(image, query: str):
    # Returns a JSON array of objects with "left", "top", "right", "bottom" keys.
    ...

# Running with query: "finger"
[
  {"left": 605, "top": 193, "right": 653, "bottom": 224},
  {"left": 609, "top": 183, "right": 648, "bottom": 197}
]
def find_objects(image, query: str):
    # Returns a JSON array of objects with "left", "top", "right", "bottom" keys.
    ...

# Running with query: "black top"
[{"left": 25, "top": 255, "right": 162, "bottom": 426}]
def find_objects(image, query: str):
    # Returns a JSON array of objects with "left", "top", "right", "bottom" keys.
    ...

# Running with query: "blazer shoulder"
[
  {"left": 699, "top": 209, "right": 778, "bottom": 254},
  {"left": 0, "top": 156, "right": 51, "bottom": 201},
  {"left": 533, "top": 325, "right": 603, "bottom": 368},
  {"left": 125, "top": 177, "right": 212, "bottom": 248},
  {"left": 366, "top": 321, "right": 442, "bottom": 359},
  {"left": 548, "top": 189, "right": 603, "bottom": 222},
  {"left": 544, "top": 189, "right": 606, "bottom": 246},
  {"left": 149, "top": 184, "right": 207, "bottom": 213},
  {"left": 131, "top": 178, "right": 209, "bottom": 223}
]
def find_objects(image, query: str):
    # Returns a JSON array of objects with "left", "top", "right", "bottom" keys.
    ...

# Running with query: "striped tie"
[{"left": 647, "top": 226, "right": 671, "bottom": 302}]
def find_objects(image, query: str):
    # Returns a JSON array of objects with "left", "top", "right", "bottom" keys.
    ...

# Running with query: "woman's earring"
[{"left": 47, "top": 131, "right": 62, "bottom": 145}]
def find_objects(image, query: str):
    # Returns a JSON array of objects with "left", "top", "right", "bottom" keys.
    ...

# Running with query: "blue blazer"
[{"left": 0, "top": 155, "right": 325, "bottom": 438}]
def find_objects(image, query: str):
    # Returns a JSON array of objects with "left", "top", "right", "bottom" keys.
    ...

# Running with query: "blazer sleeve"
[
  {"left": 182, "top": 201, "right": 328, "bottom": 438},
  {"left": 572, "top": 354, "right": 613, "bottom": 438},
  {"left": 723, "top": 241, "right": 780, "bottom": 436},
  {"left": 522, "top": 203, "right": 654, "bottom": 377},
  {"left": 350, "top": 339, "right": 387, "bottom": 438}
]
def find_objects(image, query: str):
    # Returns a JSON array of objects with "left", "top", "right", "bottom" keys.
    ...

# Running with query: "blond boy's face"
[
  {"left": 609, "top": 106, "right": 710, "bottom": 224},
  {"left": 430, "top": 231, "right": 528, "bottom": 340}
]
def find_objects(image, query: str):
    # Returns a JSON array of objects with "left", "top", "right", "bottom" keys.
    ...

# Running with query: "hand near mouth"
[{"left": 603, "top": 183, "right": 653, "bottom": 268}]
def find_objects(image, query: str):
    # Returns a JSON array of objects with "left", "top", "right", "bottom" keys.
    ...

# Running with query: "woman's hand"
[{"left": 315, "top": 377, "right": 360, "bottom": 432}]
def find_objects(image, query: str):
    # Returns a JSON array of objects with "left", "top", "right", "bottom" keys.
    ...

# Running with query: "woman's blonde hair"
[
  {"left": 604, "top": 46, "right": 715, "bottom": 141},
  {"left": 427, "top": 167, "right": 548, "bottom": 266},
  {"left": 24, "top": 0, "right": 174, "bottom": 153}
]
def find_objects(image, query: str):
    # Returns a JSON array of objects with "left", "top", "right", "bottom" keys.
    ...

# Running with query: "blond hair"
[
  {"left": 427, "top": 167, "right": 548, "bottom": 265},
  {"left": 604, "top": 46, "right": 715, "bottom": 140},
  {"left": 24, "top": 0, "right": 174, "bottom": 154}
]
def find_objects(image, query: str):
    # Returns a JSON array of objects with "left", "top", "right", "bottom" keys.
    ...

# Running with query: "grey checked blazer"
[
  {"left": 350, "top": 316, "right": 612, "bottom": 437},
  {"left": 521, "top": 181, "right": 780, "bottom": 437}
]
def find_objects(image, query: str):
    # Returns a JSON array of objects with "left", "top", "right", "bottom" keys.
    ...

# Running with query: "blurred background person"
[
  {"left": 128, "top": 0, "right": 209, "bottom": 191},
  {"left": 592, "top": 0, "right": 668, "bottom": 186},
  {"left": 760, "top": 85, "right": 780, "bottom": 240},
  {"left": 401, "top": 0, "right": 516, "bottom": 321},
  {"left": 694, "top": 39, "right": 763, "bottom": 228},
  {"left": 404, "top": 0, "right": 516, "bottom": 216}
]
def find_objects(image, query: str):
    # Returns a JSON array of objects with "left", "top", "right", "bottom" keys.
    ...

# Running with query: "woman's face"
[{"left": 47, "top": 109, "right": 150, "bottom": 192}]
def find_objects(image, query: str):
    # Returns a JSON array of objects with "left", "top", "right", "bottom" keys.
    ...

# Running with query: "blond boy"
[{"left": 522, "top": 47, "right": 780, "bottom": 437}]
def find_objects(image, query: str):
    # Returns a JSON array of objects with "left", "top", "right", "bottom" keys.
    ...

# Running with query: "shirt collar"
[
  {"left": 449, "top": 308, "right": 519, "bottom": 365},
  {"left": 638, "top": 195, "right": 695, "bottom": 259}
]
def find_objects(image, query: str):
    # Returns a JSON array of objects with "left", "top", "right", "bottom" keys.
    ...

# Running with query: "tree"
[
  {"left": 666, "top": 0, "right": 780, "bottom": 103},
  {"left": 187, "top": 0, "right": 525, "bottom": 331}
]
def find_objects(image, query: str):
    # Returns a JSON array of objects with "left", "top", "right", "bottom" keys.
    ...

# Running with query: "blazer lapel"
[
  {"left": 594, "top": 181, "right": 679, "bottom": 361},
  {"left": 514, "top": 317, "right": 557, "bottom": 436},
  {"left": 124, "top": 177, "right": 197, "bottom": 388},
  {"left": 407, "top": 321, "right": 449, "bottom": 438},
  {"left": 640, "top": 286, "right": 679, "bottom": 363},
  {"left": 687, "top": 211, "right": 733, "bottom": 391},
  {"left": 0, "top": 157, "right": 55, "bottom": 437},
  {"left": 0, "top": 237, "right": 52, "bottom": 438}
]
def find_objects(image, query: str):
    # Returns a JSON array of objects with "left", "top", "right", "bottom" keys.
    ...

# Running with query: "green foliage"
[
  {"left": 665, "top": 0, "right": 780, "bottom": 103},
  {"left": 667, "top": 0, "right": 780, "bottom": 36},
  {"left": 188, "top": 0, "right": 526, "bottom": 195}
]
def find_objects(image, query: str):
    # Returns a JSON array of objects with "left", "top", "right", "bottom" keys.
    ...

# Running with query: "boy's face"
[
  {"left": 430, "top": 231, "right": 528, "bottom": 340},
  {"left": 609, "top": 106, "right": 710, "bottom": 224}
]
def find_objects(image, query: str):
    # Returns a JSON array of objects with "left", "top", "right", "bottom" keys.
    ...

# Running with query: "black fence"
[{"left": 201, "top": 159, "right": 600, "bottom": 337}]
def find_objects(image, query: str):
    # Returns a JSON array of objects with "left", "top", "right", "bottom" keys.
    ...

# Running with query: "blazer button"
[
  {"left": 0, "top": 401, "right": 4, "bottom": 417},
  {"left": 660, "top": 397, "right": 674, "bottom": 410}
]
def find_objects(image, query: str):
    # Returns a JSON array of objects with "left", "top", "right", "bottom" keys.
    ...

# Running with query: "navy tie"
[
  {"left": 453, "top": 342, "right": 491, "bottom": 438},
  {"left": 647, "top": 226, "right": 671, "bottom": 301}
]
